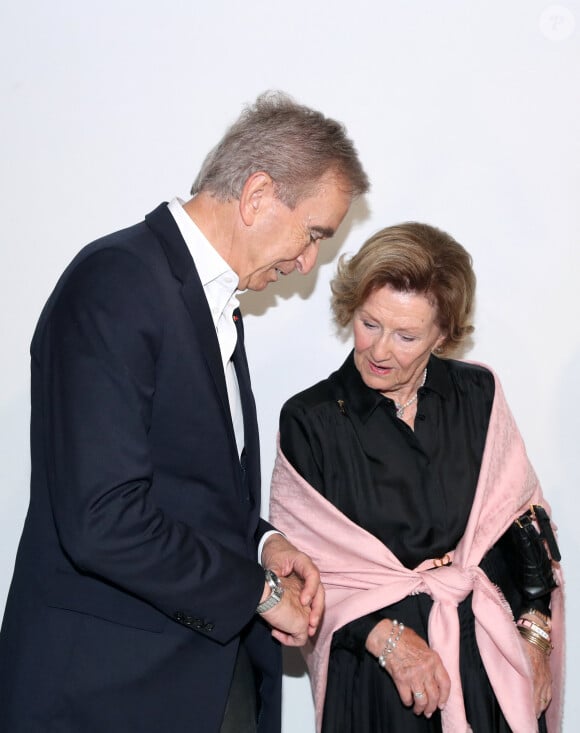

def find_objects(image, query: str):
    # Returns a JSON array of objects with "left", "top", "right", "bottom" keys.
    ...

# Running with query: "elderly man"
[{"left": 0, "top": 92, "right": 368, "bottom": 733}]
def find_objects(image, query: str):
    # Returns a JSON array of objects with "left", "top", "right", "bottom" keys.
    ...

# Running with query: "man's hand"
[
  {"left": 260, "top": 534, "right": 324, "bottom": 645},
  {"left": 259, "top": 573, "right": 311, "bottom": 646}
]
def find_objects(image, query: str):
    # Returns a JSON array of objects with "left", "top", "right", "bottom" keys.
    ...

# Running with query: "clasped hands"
[{"left": 259, "top": 534, "right": 324, "bottom": 646}]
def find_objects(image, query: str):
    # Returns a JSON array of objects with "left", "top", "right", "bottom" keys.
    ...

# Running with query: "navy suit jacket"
[{"left": 0, "top": 204, "right": 281, "bottom": 732}]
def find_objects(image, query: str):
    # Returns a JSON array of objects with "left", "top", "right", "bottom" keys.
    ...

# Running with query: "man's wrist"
[
  {"left": 258, "top": 530, "right": 285, "bottom": 565},
  {"left": 256, "top": 569, "right": 284, "bottom": 614}
]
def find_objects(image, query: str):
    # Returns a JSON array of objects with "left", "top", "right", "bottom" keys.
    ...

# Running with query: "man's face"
[{"left": 238, "top": 172, "right": 352, "bottom": 291}]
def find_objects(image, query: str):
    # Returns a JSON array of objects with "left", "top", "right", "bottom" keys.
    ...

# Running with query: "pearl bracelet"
[{"left": 378, "top": 619, "right": 405, "bottom": 668}]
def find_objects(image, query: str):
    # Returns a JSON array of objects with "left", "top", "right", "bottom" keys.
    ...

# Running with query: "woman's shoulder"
[
  {"left": 440, "top": 358, "right": 496, "bottom": 396},
  {"left": 444, "top": 358, "right": 493, "bottom": 378},
  {"left": 280, "top": 355, "right": 353, "bottom": 418},
  {"left": 281, "top": 372, "right": 342, "bottom": 414}
]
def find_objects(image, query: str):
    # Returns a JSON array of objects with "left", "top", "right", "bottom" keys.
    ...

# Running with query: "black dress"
[{"left": 279, "top": 353, "right": 548, "bottom": 733}]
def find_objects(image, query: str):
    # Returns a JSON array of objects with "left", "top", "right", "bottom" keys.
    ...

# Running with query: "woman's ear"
[{"left": 434, "top": 333, "right": 448, "bottom": 354}]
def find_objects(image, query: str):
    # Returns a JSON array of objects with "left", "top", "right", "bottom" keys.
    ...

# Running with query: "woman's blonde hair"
[{"left": 331, "top": 223, "right": 476, "bottom": 353}]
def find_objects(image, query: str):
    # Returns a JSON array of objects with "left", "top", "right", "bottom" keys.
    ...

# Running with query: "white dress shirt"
[
  {"left": 167, "top": 198, "right": 280, "bottom": 564},
  {"left": 167, "top": 198, "right": 244, "bottom": 458}
]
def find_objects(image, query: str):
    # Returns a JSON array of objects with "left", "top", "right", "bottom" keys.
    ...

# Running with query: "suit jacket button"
[{"left": 204, "top": 623, "right": 214, "bottom": 632}]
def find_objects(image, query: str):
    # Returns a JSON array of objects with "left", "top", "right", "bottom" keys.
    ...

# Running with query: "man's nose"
[{"left": 295, "top": 242, "right": 319, "bottom": 275}]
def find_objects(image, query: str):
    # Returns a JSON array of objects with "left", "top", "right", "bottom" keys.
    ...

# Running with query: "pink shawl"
[{"left": 270, "top": 369, "right": 564, "bottom": 733}]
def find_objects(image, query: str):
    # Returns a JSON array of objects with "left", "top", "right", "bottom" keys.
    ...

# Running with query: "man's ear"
[{"left": 239, "top": 171, "right": 274, "bottom": 226}]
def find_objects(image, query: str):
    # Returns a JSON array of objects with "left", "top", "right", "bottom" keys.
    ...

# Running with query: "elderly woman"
[{"left": 269, "top": 224, "right": 564, "bottom": 733}]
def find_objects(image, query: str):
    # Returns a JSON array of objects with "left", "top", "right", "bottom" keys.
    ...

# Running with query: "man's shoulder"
[
  {"left": 75, "top": 213, "right": 158, "bottom": 263},
  {"left": 53, "top": 206, "right": 173, "bottom": 292},
  {"left": 31, "top": 210, "right": 172, "bottom": 350}
]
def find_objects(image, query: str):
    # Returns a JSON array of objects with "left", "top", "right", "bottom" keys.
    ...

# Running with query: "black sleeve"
[
  {"left": 280, "top": 400, "right": 387, "bottom": 655},
  {"left": 331, "top": 613, "right": 386, "bottom": 659},
  {"left": 279, "top": 401, "right": 326, "bottom": 492}
]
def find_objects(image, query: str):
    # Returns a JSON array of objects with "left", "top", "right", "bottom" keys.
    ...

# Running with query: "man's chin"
[
  {"left": 246, "top": 268, "right": 288, "bottom": 291},
  {"left": 247, "top": 278, "right": 272, "bottom": 292}
]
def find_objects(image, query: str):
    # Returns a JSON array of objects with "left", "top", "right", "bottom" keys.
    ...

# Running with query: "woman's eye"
[
  {"left": 400, "top": 334, "right": 416, "bottom": 342},
  {"left": 363, "top": 321, "right": 377, "bottom": 329}
]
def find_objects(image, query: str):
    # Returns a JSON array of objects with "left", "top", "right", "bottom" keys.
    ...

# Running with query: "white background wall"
[{"left": 1, "top": 1, "right": 578, "bottom": 730}]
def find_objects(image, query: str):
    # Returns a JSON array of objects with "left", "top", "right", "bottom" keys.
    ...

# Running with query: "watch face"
[{"left": 266, "top": 569, "right": 280, "bottom": 588}]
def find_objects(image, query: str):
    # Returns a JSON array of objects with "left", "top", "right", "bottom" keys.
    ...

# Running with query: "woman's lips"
[{"left": 367, "top": 360, "right": 392, "bottom": 375}]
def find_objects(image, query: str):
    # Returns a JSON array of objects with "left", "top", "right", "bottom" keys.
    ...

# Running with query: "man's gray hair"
[{"left": 191, "top": 91, "right": 369, "bottom": 208}]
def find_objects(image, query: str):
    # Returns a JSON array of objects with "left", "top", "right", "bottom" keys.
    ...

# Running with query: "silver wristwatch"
[{"left": 256, "top": 569, "right": 284, "bottom": 614}]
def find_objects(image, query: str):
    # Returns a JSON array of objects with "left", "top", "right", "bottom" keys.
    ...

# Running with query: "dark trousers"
[{"left": 220, "top": 645, "right": 257, "bottom": 733}]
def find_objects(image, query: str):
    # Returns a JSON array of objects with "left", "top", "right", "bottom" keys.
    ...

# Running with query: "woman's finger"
[{"left": 411, "top": 686, "right": 429, "bottom": 715}]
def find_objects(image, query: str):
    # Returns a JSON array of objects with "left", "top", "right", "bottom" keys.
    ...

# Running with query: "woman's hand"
[
  {"left": 521, "top": 635, "right": 552, "bottom": 718},
  {"left": 366, "top": 619, "right": 451, "bottom": 718},
  {"left": 518, "top": 611, "right": 552, "bottom": 718}
]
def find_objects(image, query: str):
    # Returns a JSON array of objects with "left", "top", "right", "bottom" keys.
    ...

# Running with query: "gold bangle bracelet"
[
  {"left": 518, "top": 625, "right": 553, "bottom": 656},
  {"left": 516, "top": 618, "right": 551, "bottom": 641},
  {"left": 522, "top": 634, "right": 552, "bottom": 656}
]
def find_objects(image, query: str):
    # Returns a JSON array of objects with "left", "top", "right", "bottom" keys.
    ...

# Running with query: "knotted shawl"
[{"left": 270, "top": 369, "right": 564, "bottom": 733}]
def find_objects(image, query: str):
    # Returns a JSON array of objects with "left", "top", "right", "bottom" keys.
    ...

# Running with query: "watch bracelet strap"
[
  {"left": 256, "top": 592, "right": 282, "bottom": 614},
  {"left": 256, "top": 569, "right": 283, "bottom": 614}
]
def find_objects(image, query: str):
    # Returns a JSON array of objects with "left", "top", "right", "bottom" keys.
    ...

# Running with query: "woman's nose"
[{"left": 370, "top": 335, "right": 392, "bottom": 361}]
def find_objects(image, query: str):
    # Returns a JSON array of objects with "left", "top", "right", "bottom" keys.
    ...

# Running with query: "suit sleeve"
[{"left": 40, "top": 247, "right": 264, "bottom": 643}]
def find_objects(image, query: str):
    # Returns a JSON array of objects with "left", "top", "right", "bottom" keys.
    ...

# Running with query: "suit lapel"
[
  {"left": 145, "top": 204, "right": 230, "bottom": 421},
  {"left": 145, "top": 204, "right": 261, "bottom": 509}
]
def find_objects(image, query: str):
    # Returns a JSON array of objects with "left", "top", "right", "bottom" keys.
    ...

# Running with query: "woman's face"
[{"left": 353, "top": 284, "right": 446, "bottom": 398}]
